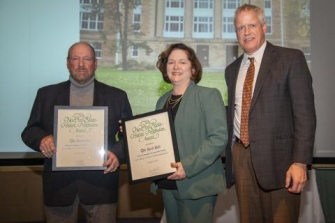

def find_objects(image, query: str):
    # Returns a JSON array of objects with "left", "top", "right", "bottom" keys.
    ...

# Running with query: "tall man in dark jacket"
[
  {"left": 21, "top": 42, "right": 132, "bottom": 223},
  {"left": 224, "top": 4, "right": 316, "bottom": 223}
]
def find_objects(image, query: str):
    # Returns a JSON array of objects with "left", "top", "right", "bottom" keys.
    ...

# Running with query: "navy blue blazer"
[{"left": 21, "top": 79, "right": 132, "bottom": 205}]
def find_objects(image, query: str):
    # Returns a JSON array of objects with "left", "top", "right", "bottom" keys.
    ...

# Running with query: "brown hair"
[{"left": 156, "top": 43, "right": 202, "bottom": 84}]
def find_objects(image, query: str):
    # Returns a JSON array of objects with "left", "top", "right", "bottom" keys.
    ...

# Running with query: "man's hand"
[
  {"left": 285, "top": 163, "right": 308, "bottom": 193},
  {"left": 167, "top": 162, "right": 186, "bottom": 180},
  {"left": 39, "top": 135, "right": 56, "bottom": 158},
  {"left": 103, "top": 151, "right": 120, "bottom": 174}
]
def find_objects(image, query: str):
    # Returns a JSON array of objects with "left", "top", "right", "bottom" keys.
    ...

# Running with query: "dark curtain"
[{"left": 315, "top": 168, "right": 335, "bottom": 223}]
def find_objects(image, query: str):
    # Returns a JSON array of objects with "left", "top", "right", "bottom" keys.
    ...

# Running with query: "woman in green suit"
[{"left": 153, "top": 43, "right": 228, "bottom": 223}]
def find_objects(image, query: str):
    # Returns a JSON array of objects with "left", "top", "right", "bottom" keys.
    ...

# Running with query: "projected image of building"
[{"left": 79, "top": 0, "right": 311, "bottom": 70}]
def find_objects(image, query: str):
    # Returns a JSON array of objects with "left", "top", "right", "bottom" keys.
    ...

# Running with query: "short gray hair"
[{"left": 234, "top": 4, "right": 266, "bottom": 27}]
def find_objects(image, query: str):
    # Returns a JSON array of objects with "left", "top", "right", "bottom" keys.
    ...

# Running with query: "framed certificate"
[
  {"left": 52, "top": 106, "right": 108, "bottom": 171},
  {"left": 122, "top": 109, "right": 179, "bottom": 184}
]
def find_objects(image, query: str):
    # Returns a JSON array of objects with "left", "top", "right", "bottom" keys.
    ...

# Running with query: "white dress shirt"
[{"left": 233, "top": 41, "right": 267, "bottom": 138}]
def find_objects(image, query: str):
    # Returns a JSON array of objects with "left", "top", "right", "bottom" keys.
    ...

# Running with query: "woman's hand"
[{"left": 167, "top": 162, "right": 186, "bottom": 180}]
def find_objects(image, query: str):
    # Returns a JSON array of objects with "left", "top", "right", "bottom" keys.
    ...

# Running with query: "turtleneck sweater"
[{"left": 69, "top": 75, "right": 95, "bottom": 106}]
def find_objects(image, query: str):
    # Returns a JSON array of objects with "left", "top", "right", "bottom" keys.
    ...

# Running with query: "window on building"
[
  {"left": 265, "top": 16, "right": 272, "bottom": 34},
  {"left": 222, "top": 0, "right": 241, "bottom": 38},
  {"left": 223, "top": 0, "right": 240, "bottom": 9},
  {"left": 166, "top": 0, "right": 184, "bottom": 8},
  {"left": 265, "top": 0, "right": 272, "bottom": 9},
  {"left": 132, "top": 0, "right": 141, "bottom": 32},
  {"left": 164, "top": 0, "right": 184, "bottom": 37},
  {"left": 92, "top": 42, "right": 102, "bottom": 59},
  {"left": 264, "top": 0, "right": 272, "bottom": 34},
  {"left": 80, "top": 0, "right": 104, "bottom": 31},
  {"left": 223, "top": 17, "right": 235, "bottom": 33},
  {"left": 194, "top": 17, "right": 213, "bottom": 33},
  {"left": 165, "top": 16, "right": 184, "bottom": 32},
  {"left": 133, "top": 14, "right": 141, "bottom": 32},
  {"left": 194, "top": 0, "right": 213, "bottom": 9},
  {"left": 131, "top": 45, "right": 139, "bottom": 58},
  {"left": 133, "top": 0, "right": 141, "bottom": 6},
  {"left": 193, "top": 0, "right": 213, "bottom": 38}
]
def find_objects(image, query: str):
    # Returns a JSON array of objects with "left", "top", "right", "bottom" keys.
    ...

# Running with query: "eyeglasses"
[{"left": 236, "top": 23, "right": 258, "bottom": 33}]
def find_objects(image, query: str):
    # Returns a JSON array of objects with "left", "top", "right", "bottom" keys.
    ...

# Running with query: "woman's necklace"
[{"left": 165, "top": 94, "right": 183, "bottom": 109}]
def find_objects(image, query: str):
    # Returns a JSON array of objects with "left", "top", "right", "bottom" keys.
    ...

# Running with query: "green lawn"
[{"left": 96, "top": 68, "right": 227, "bottom": 115}]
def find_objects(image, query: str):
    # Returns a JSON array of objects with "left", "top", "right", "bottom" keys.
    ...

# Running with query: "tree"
[
  {"left": 111, "top": 0, "right": 152, "bottom": 70},
  {"left": 284, "top": 0, "right": 310, "bottom": 48},
  {"left": 81, "top": 0, "right": 153, "bottom": 70}
]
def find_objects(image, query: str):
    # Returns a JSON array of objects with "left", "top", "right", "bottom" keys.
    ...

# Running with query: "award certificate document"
[
  {"left": 122, "top": 109, "right": 179, "bottom": 183},
  {"left": 53, "top": 106, "right": 108, "bottom": 171}
]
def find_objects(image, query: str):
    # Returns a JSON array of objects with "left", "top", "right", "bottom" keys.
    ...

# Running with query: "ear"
[
  {"left": 262, "top": 23, "right": 267, "bottom": 34},
  {"left": 66, "top": 59, "right": 70, "bottom": 69},
  {"left": 94, "top": 59, "right": 98, "bottom": 69}
]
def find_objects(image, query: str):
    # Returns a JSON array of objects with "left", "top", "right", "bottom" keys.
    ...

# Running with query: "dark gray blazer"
[
  {"left": 21, "top": 79, "right": 132, "bottom": 205},
  {"left": 225, "top": 42, "right": 316, "bottom": 190}
]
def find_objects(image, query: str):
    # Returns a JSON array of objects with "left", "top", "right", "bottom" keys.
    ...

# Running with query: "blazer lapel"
[
  {"left": 228, "top": 56, "right": 243, "bottom": 116},
  {"left": 56, "top": 81, "right": 70, "bottom": 105},
  {"left": 251, "top": 42, "right": 276, "bottom": 109},
  {"left": 93, "top": 80, "right": 106, "bottom": 106}
]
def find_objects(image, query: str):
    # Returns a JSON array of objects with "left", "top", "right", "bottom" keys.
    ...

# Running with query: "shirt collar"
[{"left": 242, "top": 41, "right": 267, "bottom": 65}]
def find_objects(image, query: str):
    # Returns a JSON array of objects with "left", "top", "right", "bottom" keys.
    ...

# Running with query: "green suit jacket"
[{"left": 153, "top": 81, "right": 228, "bottom": 199}]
